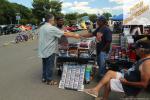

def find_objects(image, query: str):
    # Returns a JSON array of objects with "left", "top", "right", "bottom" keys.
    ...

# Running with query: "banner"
[{"left": 123, "top": 0, "right": 150, "bottom": 25}]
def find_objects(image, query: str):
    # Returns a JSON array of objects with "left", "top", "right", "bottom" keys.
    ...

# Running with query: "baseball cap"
[
  {"left": 134, "top": 40, "right": 150, "bottom": 49},
  {"left": 97, "top": 15, "right": 107, "bottom": 22}
]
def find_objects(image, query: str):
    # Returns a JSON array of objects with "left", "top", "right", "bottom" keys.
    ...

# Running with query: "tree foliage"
[
  {"left": 0, "top": 0, "right": 32, "bottom": 25},
  {"left": 89, "top": 14, "right": 97, "bottom": 22},
  {"left": 77, "top": 13, "right": 88, "bottom": 18},
  {"left": 0, "top": 0, "right": 113, "bottom": 25},
  {"left": 102, "top": 12, "right": 112, "bottom": 20},
  {"left": 0, "top": 0, "right": 13, "bottom": 24},
  {"left": 32, "top": 0, "right": 62, "bottom": 22}
]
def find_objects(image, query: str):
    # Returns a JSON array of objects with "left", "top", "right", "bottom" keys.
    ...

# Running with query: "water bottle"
[{"left": 85, "top": 65, "right": 92, "bottom": 84}]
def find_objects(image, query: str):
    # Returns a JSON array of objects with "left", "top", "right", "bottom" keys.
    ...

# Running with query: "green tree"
[
  {"left": 49, "top": 1, "right": 62, "bottom": 16},
  {"left": 20, "top": 19, "right": 28, "bottom": 25},
  {"left": 0, "top": 0, "right": 32, "bottom": 24},
  {"left": 32, "top": 0, "right": 62, "bottom": 22},
  {"left": 65, "top": 13, "right": 78, "bottom": 21},
  {"left": 12, "top": 3, "right": 32, "bottom": 24},
  {"left": 89, "top": 14, "right": 97, "bottom": 23},
  {"left": 30, "top": 18, "right": 38, "bottom": 25},
  {"left": 65, "top": 13, "right": 78, "bottom": 26},
  {"left": 78, "top": 13, "right": 88, "bottom": 18},
  {"left": 0, "top": 0, "right": 14, "bottom": 24},
  {"left": 102, "top": 12, "right": 112, "bottom": 20}
]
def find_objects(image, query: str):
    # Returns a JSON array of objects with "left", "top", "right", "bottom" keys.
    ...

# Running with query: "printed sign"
[
  {"left": 16, "top": 16, "right": 21, "bottom": 20},
  {"left": 123, "top": 0, "right": 150, "bottom": 25}
]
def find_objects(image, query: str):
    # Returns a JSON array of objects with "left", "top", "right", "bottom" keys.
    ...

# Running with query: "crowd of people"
[{"left": 38, "top": 13, "right": 150, "bottom": 99}]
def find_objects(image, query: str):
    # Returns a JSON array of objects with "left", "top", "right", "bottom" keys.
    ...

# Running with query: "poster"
[{"left": 123, "top": 0, "right": 150, "bottom": 25}]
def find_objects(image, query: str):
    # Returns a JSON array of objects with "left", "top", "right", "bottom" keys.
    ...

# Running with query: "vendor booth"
[
  {"left": 57, "top": 37, "right": 96, "bottom": 91},
  {"left": 107, "top": 24, "right": 150, "bottom": 72}
]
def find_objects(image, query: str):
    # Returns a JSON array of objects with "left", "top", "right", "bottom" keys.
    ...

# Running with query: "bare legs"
[
  {"left": 93, "top": 70, "right": 117, "bottom": 92},
  {"left": 84, "top": 70, "right": 117, "bottom": 98},
  {"left": 103, "top": 82, "right": 111, "bottom": 100}
]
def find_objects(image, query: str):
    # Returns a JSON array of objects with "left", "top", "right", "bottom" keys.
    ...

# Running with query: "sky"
[{"left": 8, "top": 0, "right": 123, "bottom": 16}]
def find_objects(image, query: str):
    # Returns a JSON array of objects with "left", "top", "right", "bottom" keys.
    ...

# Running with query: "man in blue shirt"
[{"left": 80, "top": 15, "right": 112, "bottom": 77}]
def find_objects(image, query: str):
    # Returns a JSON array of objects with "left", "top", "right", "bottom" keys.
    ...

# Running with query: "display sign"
[
  {"left": 16, "top": 16, "right": 21, "bottom": 20},
  {"left": 59, "top": 64, "right": 85, "bottom": 91},
  {"left": 123, "top": 0, "right": 150, "bottom": 25}
]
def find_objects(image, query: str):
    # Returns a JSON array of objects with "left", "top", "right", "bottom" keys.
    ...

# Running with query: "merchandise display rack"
[{"left": 57, "top": 38, "right": 96, "bottom": 91}]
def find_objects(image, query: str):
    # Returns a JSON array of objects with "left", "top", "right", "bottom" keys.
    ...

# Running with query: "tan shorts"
[{"left": 110, "top": 72, "right": 124, "bottom": 93}]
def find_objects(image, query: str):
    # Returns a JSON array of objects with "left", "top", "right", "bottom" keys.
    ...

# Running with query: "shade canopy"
[{"left": 111, "top": 14, "right": 123, "bottom": 21}]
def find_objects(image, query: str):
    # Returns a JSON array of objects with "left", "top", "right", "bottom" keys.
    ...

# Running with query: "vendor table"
[
  {"left": 57, "top": 56, "right": 95, "bottom": 64},
  {"left": 106, "top": 59, "right": 134, "bottom": 71}
]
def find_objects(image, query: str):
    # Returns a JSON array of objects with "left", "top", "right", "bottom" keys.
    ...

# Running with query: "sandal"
[
  {"left": 84, "top": 89, "right": 98, "bottom": 98},
  {"left": 47, "top": 80, "right": 58, "bottom": 85},
  {"left": 95, "top": 97, "right": 103, "bottom": 100}
]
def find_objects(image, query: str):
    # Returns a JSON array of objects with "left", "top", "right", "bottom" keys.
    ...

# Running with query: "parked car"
[
  {"left": 64, "top": 26, "right": 79, "bottom": 32},
  {"left": 0, "top": 25, "right": 7, "bottom": 35},
  {"left": 0, "top": 26, "right": 2, "bottom": 36},
  {"left": 2, "top": 24, "right": 21, "bottom": 35}
]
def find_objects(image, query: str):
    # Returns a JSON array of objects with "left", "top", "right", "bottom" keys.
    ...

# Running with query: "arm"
[
  {"left": 120, "top": 61, "right": 150, "bottom": 88},
  {"left": 79, "top": 32, "right": 93, "bottom": 38},
  {"left": 137, "top": 27, "right": 142, "bottom": 35},
  {"left": 120, "top": 78, "right": 149, "bottom": 88},
  {"left": 80, "top": 28, "right": 100, "bottom": 38},
  {"left": 64, "top": 32, "right": 80, "bottom": 39}
]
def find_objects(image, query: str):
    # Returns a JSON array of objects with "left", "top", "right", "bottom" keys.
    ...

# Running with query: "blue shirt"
[{"left": 92, "top": 26, "right": 112, "bottom": 54}]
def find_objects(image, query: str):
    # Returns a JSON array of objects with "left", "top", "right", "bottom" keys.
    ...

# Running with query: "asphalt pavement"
[{"left": 0, "top": 37, "right": 95, "bottom": 100}]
